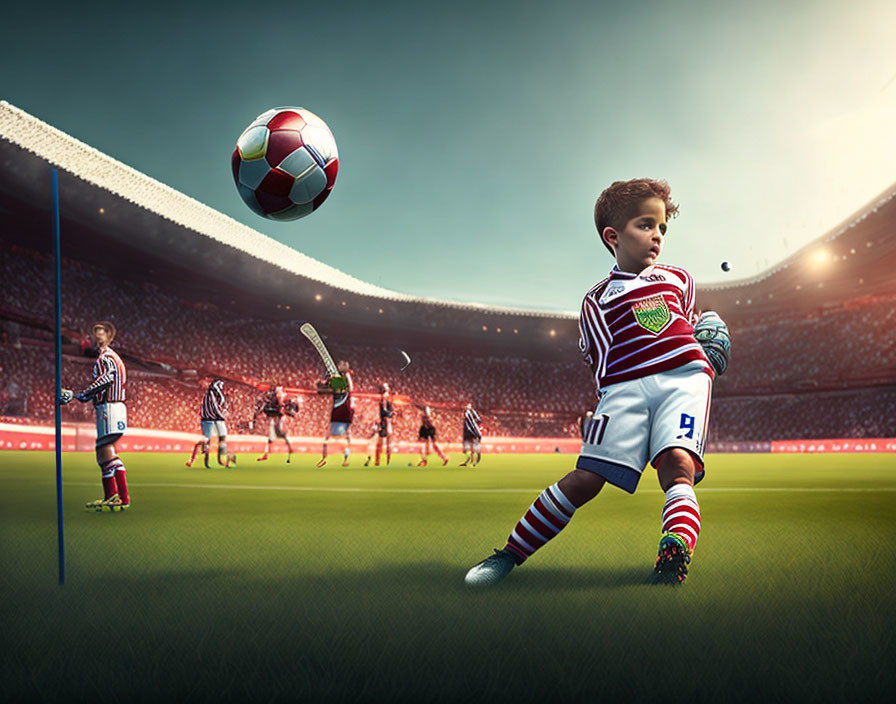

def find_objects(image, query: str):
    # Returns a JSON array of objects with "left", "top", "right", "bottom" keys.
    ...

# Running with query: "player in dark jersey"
[
  {"left": 186, "top": 379, "right": 236, "bottom": 469},
  {"left": 60, "top": 321, "right": 130, "bottom": 511},
  {"left": 460, "top": 402, "right": 483, "bottom": 467},
  {"left": 372, "top": 383, "right": 394, "bottom": 466},
  {"left": 417, "top": 405, "right": 448, "bottom": 467},
  {"left": 254, "top": 386, "right": 295, "bottom": 462},
  {"left": 317, "top": 360, "right": 354, "bottom": 467}
]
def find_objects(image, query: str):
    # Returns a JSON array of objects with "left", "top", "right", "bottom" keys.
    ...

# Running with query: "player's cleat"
[
  {"left": 84, "top": 498, "right": 105, "bottom": 512},
  {"left": 103, "top": 496, "right": 129, "bottom": 512},
  {"left": 442, "top": 458, "right": 449, "bottom": 466},
  {"left": 417, "top": 459, "right": 427, "bottom": 467},
  {"left": 652, "top": 532, "right": 692, "bottom": 584},
  {"left": 459, "top": 461, "right": 469, "bottom": 467},
  {"left": 464, "top": 548, "right": 518, "bottom": 588},
  {"left": 316, "top": 458, "right": 327, "bottom": 468},
  {"left": 257, "top": 454, "right": 269, "bottom": 462},
  {"left": 185, "top": 460, "right": 193, "bottom": 467},
  {"left": 363, "top": 458, "right": 371, "bottom": 467}
]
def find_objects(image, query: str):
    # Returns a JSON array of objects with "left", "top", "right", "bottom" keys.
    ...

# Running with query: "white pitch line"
[{"left": 60, "top": 481, "right": 896, "bottom": 495}]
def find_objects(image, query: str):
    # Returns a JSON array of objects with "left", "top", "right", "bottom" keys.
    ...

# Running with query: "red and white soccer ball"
[{"left": 231, "top": 107, "right": 339, "bottom": 221}]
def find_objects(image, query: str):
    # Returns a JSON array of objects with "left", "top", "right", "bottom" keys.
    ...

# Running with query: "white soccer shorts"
[
  {"left": 576, "top": 361, "right": 712, "bottom": 493},
  {"left": 96, "top": 402, "right": 127, "bottom": 446},
  {"left": 201, "top": 420, "right": 227, "bottom": 439}
]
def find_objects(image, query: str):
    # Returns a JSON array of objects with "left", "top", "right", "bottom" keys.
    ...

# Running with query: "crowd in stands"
[
  {"left": 2, "top": 241, "right": 894, "bottom": 442},
  {"left": 713, "top": 292, "right": 896, "bottom": 396}
]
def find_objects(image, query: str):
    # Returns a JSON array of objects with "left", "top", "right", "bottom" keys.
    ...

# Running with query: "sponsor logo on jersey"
[
  {"left": 639, "top": 273, "right": 667, "bottom": 283},
  {"left": 599, "top": 283, "right": 627, "bottom": 304},
  {"left": 633, "top": 295, "right": 672, "bottom": 334}
]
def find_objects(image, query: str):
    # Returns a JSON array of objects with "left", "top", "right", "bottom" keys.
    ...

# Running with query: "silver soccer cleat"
[{"left": 464, "top": 548, "right": 518, "bottom": 587}]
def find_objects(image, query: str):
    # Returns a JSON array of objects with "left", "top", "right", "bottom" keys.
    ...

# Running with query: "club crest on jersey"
[{"left": 633, "top": 295, "right": 671, "bottom": 334}]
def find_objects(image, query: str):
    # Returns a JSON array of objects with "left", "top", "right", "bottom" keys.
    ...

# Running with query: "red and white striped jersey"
[
  {"left": 81, "top": 346, "right": 127, "bottom": 406},
  {"left": 578, "top": 263, "right": 713, "bottom": 392},
  {"left": 201, "top": 383, "right": 227, "bottom": 421}
]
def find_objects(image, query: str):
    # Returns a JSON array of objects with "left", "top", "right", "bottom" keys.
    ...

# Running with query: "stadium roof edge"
[
  {"left": 0, "top": 101, "right": 574, "bottom": 320},
  {"left": 698, "top": 182, "right": 896, "bottom": 292}
]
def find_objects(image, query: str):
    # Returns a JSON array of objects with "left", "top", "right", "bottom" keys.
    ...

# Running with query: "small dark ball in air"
[{"left": 721, "top": 261, "right": 731, "bottom": 272}]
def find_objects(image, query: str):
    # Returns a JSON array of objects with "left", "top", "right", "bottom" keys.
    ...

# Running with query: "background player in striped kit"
[
  {"left": 460, "top": 403, "right": 482, "bottom": 467},
  {"left": 465, "top": 179, "right": 730, "bottom": 587},
  {"left": 417, "top": 406, "right": 448, "bottom": 466},
  {"left": 254, "top": 386, "right": 296, "bottom": 462},
  {"left": 186, "top": 379, "right": 236, "bottom": 468},
  {"left": 61, "top": 321, "right": 130, "bottom": 511},
  {"left": 317, "top": 360, "right": 354, "bottom": 467}
]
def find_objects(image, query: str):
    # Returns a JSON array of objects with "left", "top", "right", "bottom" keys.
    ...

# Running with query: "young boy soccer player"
[
  {"left": 186, "top": 379, "right": 236, "bottom": 468},
  {"left": 465, "top": 179, "right": 730, "bottom": 587},
  {"left": 60, "top": 321, "right": 131, "bottom": 511}
]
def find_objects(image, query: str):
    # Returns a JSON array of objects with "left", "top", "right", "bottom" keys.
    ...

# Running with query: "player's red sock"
[
  {"left": 100, "top": 459, "right": 119, "bottom": 500},
  {"left": 661, "top": 483, "right": 701, "bottom": 551},
  {"left": 504, "top": 483, "right": 576, "bottom": 563},
  {"left": 375, "top": 443, "right": 381, "bottom": 466},
  {"left": 107, "top": 456, "right": 129, "bottom": 504}
]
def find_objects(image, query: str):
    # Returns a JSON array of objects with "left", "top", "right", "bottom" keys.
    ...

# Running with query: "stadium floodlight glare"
[{"left": 811, "top": 249, "right": 829, "bottom": 267}]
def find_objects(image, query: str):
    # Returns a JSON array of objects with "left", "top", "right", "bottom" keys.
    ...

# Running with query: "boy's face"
[{"left": 603, "top": 197, "right": 667, "bottom": 273}]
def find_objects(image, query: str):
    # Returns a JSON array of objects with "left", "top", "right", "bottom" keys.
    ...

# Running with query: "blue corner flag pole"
[{"left": 52, "top": 168, "right": 66, "bottom": 586}]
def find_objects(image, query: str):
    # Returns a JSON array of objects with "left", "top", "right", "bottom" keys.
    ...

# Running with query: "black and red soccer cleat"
[{"left": 653, "top": 532, "right": 692, "bottom": 584}]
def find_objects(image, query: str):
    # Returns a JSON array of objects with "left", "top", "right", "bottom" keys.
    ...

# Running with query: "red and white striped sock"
[
  {"left": 661, "top": 483, "right": 701, "bottom": 551},
  {"left": 107, "top": 456, "right": 129, "bottom": 504},
  {"left": 504, "top": 483, "right": 576, "bottom": 563},
  {"left": 100, "top": 459, "right": 119, "bottom": 500}
]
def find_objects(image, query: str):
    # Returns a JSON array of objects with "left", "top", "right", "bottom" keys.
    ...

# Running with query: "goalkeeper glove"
[
  {"left": 75, "top": 392, "right": 90, "bottom": 403},
  {"left": 59, "top": 389, "right": 74, "bottom": 405},
  {"left": 694, "top": 311, "right": 731, "bottom": 375}
]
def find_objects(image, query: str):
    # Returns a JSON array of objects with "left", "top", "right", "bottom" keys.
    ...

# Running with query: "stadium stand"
[{"left": 1, "top": 101, "right": 894, "bottom": 445}]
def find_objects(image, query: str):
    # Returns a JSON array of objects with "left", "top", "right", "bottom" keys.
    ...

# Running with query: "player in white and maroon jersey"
[
  {"left": 186, "top": 380, "right": 236, "bottom": 469},
  {"left": 466, "top": 178, "right": 730, "bottom": 588},
  {"left": 460, "top": 403, "right": 482, "bottom": 467},
  {"left": 318, "top": 360, "right": 354, "bottom": 467},
  {"left": 417, "top": 406, "right": 448, "bottom": 466},
  {"left": 255, "top": 386, "right": 296, "bottom": 462},
  {"left": 60, "top": 321, "right": 130, "bottom": 512}
]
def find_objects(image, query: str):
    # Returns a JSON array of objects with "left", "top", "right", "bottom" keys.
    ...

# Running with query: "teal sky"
[{"left": 3, "top": 0, "right": 895, "bottom": 311}]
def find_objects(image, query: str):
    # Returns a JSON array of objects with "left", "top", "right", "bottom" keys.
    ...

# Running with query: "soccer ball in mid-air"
[{"left": 232, "top": 107, "right": 339, "bottom": 221}]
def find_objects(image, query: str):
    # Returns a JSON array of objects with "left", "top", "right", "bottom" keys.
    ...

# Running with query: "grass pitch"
[{"left": 1, "top": 451, "right": 894, "bottom": 703}]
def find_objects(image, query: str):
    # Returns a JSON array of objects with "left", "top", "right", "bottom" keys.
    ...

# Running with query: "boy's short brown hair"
[
  {"left": 92, "top": 321, "right": 117, "bottom": 341},
  {"left": 594, "top": 178, "right": 679, "bottom": 255}
]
